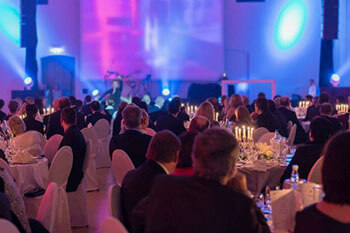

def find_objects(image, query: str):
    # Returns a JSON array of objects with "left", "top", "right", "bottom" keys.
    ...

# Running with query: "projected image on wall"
[{"left": 81, "top": 0, "right": 224, "bottom": 82}]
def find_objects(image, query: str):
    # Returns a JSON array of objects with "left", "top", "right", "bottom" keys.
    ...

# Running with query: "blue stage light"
[
  {"left": 24, "top": 77, "right": 33, "bottom": 86},
  {"left": 162, "top": 88, "right": 170, "bottom": 96},
  {"left": 92, "top": 89, "right": 99, "bottom": 96},
  {"left": 275, "top": 0, "right": 307, "bottom": 50},
  {"left": 0, "top": 3, "right": 20, "bottom": 44}
]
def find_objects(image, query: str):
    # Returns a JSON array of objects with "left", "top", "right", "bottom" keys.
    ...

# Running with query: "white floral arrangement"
[{"left": 255, "top": 143, "right": 274, "bottom": 160}]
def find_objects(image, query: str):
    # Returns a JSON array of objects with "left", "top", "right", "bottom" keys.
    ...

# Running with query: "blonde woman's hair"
[
  {"left": 8, "top": 116, "right": 26, "bottom": 136},
  {"left": 196, "top": 101, "right": 215, "bottom": 122}
]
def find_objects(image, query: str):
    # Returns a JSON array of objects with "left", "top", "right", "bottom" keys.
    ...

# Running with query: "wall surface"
[
  {"left": 224, "top": 0, "right": 322, "bottom": 98},
  {"left": 0, "top": 0, "right": 80, "bottom": 107}
]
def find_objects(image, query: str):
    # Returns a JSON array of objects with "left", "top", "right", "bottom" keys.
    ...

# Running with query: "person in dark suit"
[
  {"left": 59, "top": 107, "right": 86, "bottom": 193},
  {"left": 69, "top": 96, "right": 87, "bottom": 130},
  {"left": 23, "top": 104, "right": 44, "bottom": 134},
  {"left": 113, "top": 102, "right": 128, "bottom": 136},
  {"left": 155, "top": 99, "right": 186, "bottom": 136},
  {"left": 278, "top": 97, "right": 307, "bottom": 144},
  {"left": 305, "top": 93, "right": 329, "bottom": 122},
  {"left": 100, "top": 78, "right": 123, "bottom": 108},
  {"left": 0, "top": 99, "right": 6, "bottom": 123},
  {"left": 254, "top": 98, "right": 280, "bottom": 133},
  {"left": 268, "top": 100, "right": 288, "bottom": 137},
  {"left": 131, "top": 128, "right": 270, "bottom": 233},
  {"left": 320, "top": 103, "right": 343, "bottom": 135},
  {"left": 189, "top": 116, "right": 210, "bottom": 133},
  {"left": 149, "top": 96, "right": 166, "bottom": 123},
  {"left": 110, "top": 105, "right": 152, "bottom": 167},
  {"left": 81, "top": 95, "right": 92, "bottom": 116},
  {"left": 46, "top": 97, "right": 71, "bottom": 139},
  {"left": 86, "top": 101, "right": 111, "bottom": 126},
  {"left": 280, "top": 117, "right": 332, "bottom": 184},
  {"left": 121, "top": 130, "right": 180, "bottom": 230},
  {"left": 4, "top": 100, "right": 19, "bottom": 121}
]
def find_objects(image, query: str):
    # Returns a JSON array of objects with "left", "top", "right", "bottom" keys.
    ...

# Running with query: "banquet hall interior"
[{"left": 0, "top": 0, "right": 350, "bottom": 232}]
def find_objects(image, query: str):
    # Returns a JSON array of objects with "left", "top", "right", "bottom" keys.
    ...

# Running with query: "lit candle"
[
  {"left": 242, "top": 125, "right": 246, "bottom": 140},
  {"left": 195, "top": 106, "right": 198, "bottom": 113},
  {"left": 247, "top": 127, "right": 251, "bottom": 140},
  {"left": 190, "top": 105, "right": 193, "bottom": 114},
  {"left": 238, "top": 128, "right": 242, "bottom": 141},
  {"left": 251, "top": 128, "right": 254, "bottom": 140},
  {"left": 43, "top": 108, "right": 46, "bottom": 115},
  {"left": 235, "top": 127, "right": 238, "bottom": 139},
  {"left": 215, "top": 112, "right": 219, "bottom": 122}
]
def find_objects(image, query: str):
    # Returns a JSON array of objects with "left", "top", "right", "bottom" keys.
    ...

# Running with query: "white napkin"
[
  {"left": 243, "top": 160, "right": 268, "bottom": 171},
  {"left": 298, "top": 182, "right": 324, "bottom": 207}
]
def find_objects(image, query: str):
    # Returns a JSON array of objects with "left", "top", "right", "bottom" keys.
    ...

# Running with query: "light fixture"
[
  {"left": 330, "top": 74, "right": 340, "bottom": 87},
  {"left": 162, "top": 88, "right": 170, "bottom": 96},
  {"left": 49, "top": 47, "right": 65, "bottom": 55},
  {"left": 92, "top": 89, "right": 99, "bottom": 96},
  {"left": 24, "top": 77, "right": 33, "bottom": 86}
]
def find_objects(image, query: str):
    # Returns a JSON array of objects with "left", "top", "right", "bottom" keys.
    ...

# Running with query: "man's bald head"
[{"left": 189, "top": 116, "right": 210, "bottom": 133}]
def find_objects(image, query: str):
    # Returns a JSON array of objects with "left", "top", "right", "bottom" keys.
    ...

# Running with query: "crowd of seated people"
[{"left": 0, "top": 90, "right": 349, "bottom": 232}]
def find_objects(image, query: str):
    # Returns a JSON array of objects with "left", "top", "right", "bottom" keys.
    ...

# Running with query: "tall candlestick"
[{"left": 242, "top": 126, "right": 246, "bottom": 140}]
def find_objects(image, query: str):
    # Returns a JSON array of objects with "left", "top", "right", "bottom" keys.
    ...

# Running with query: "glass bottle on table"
[{"left": 290, "top": 165, "right": 300, "bottom": 189}]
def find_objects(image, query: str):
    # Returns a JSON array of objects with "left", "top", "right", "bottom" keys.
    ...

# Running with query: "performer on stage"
[{"left": 100, "top": 75, "right": 123, "bottom": 107}]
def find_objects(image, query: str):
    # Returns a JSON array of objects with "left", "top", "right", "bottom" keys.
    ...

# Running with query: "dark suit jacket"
[
  {"left": 47, "top": 109, "right": 86, "bottom": 139},
  {"left": 321, "top": 115, "right": 343, "bottom": 135},
  {"left": 23, "top": 117, "right": 44, "bottom": 134},
  {"left": 109, "top": 129, "right": 152, "bottom": 167},
  {"left": 305, "top": 105, "right": 319, "bottom": 122},
  {"left": 46, "top": 110, "right": 63, "bottom": 139},
  {"left": 131, "top": 175, "right": 271, "bottom": 233},
  {"left": 155, "top": 114, "right": 186, "bottom": 136},
  {"left": 86, "top": 111, "right": 111, "bottom": 126},
  {"left": 112, "top": 115, "right": 123, "bottom": 136},
  {"left": 81, "top": 103, "right": 92, "bottom": 116},
  {"left": 59, "top": 126, "right": 86, "bottom": 192},
  {"left": 278, "top": 107, "right": 307, "bottom": 144},
  {"left": 280, "top": 142, "right": 324, "bottom": 184},
  {"left": 121, "top": 160, "right": 166, "bottom": 230},
  {"left": 0, "top": 111, "right": 6, "bottom": 123},
  {"left": 256, "top": 111, "right": 280, "bottom": 133},
  {"left": 149, "top": 110, "right": 167, "bottom": 123}
]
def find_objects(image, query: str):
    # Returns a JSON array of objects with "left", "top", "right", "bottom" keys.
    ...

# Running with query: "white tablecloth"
[
  {"left": 9, "top": 158, "right": 49, "bottom": 195},
  {"left": 238, "top": 165, "right": 286, "bottom": 195}
]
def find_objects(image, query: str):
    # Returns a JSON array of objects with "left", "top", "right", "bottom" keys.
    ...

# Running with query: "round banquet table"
[
  {"left": 238, "top": 165, "right": 286, "bottom": 195},
  {"left": 9, "top": 158, "right": 49, "bottom": 195}
]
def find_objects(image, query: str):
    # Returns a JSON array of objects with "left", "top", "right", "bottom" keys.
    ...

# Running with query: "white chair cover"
[
  {"left": 307, "top": 156, "right": 324, "bottom": 185},
  {"left": 94, "top": 119, "right": 112, "bottom": 168},
  {"left": 108, "top": 184, "right": 121, "bottom": 219},
  {"left": 0, "top": 219, "right": 20, "bottom": 233},
  {"left": 36, "top": 182, "right": 58, "bottom": 233},
  {"left": 112, "top": 150, "right": 135, "bottom": 186},
  {"left": 288, "top": 124, "right": 297, "bottom": 146},
  {"left": 257, "top": 132, "right": 275, "bottom": 144},
  {"left": 81, "top": 128, "right": 99, "bottom": 191},
  {"left": 67, "top": 141, "right": 90, "bottom": 227},
  {"left": 48, "top": 146, "right": 73, "bottom": 233},
  {"left": 43, "top": 134, "right": 63, "bottom": 163},
  {"left": 0, "top": 158, "right": 13, "bottom": 177},
  {"left": 109, "top": 117, "right": 115, "bottom": 141},
  {"left": 253, "top": 127, "right": 269, "bottom": 143},
  {"left": 102, "top": 217, "right": 128, "bottom": 233}
]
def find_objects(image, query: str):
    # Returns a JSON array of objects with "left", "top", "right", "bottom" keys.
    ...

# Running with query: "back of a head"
[
  {"left": 189, "top": 116, "right": 210, "bottom": 133},
  {"left": 0, "top": 99, "right": 5, "bottom": 110},
  {"left": 168, "top": 99, "right": 181, "bottom": 115},
  {"left": 76, "top": 100, "right": 83, "bottom": 109},
  {"left": 319, "top": 93, "right": 330, "bottom": 104},
  {"left": 155, "top": 96, "right": 165, "bottom": 108},
  {"left": 235, "top": 106, "right": 251, "bottom": 122},
  {"left": 146, "top": 130, "right": 180, "bottom": 163},
  {"left": 322, "top": 131, "right": 350, "bottom": 204},
  {"left": 90, "top": 101, "right": 100, "bottom": 112},
  {"left": 61, "top": 107, "right": 77, "bottom": 126},
  {"left": 206, "top": 97, "right": 218, "bottom": 110},
  {"left": 8, "top": 116, "right": 26, "bottom": 135},
  {"left": 255, "top": 98, "right": 268, "bottom": 112},
  {"left": 230, "top": 94, "right": 243, "bottom": 108},
  {"left": 25, "top": 104, "right": 38, "bottom": 118},
  {"left": 8, "top": 100, "right": 19, "bottom": 114},
  {"left": 53, "top": 99, "right": 60, "bottom": 112},
  {"left": 122, "top": 105, "right": 141, "bottom": 129},
  {"left": 310, "top": 117, "right": 332, "bottom": 143},
  {"left": 59, "top": 97, "right": 71, "bottom": 110},
  {"left": 192, "top": 128, "right": 238, "bottom": 181},
  {"left": 196, "top": 102, "right": 214, "bottom": 121},
  {"left": 25, "top": 97, "right": 34, "bottom": 104},
  {"left": 258, "top": 92, "right": 266, "bottom": 99},
  {"left": 267, "top": 100, "right": 276, "bottom": 113},
  {"left": 117, "top": 102, "right": 128, "bottom": 117},
  {"left": 305, "top": 95, "right": 313, "bottom": 102},
  {"left": 132, "top": 97, "right": 142, "bottom": 106},
  {"left": 139, "top": 101, "right": 148, "bottom": 112},
  {"left": 280, "top": 97, "right": 290, "bottom": 108},
  {"left": 142, "top": 95, "right": 151, "bottom": 105},
  {"left": 85, "top": 95, "right": 92, "bottom": 103},
  {"left": 177, "top": 131, "right": 199, "bottom": 168},
  {"left": 69, "top": 96, "right": 77, "bottom": 106},
  {"left": 320, "top": 103, "right": 332, "bottom": 116}
]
